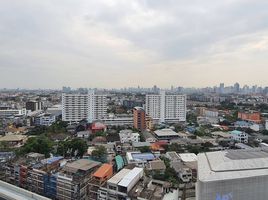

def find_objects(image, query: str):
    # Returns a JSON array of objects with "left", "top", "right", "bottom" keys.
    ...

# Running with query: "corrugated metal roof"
[
  {"left": 93, "top": 163, "right": 113, "bottom": 178},
  {"left": 118, "top": 167, "right": 143, "bottom": 187},
  {"left": 107, "top": 169, "right": 131, "bottom": 185},
  {"left": 115, "top": 155, "right": 124, "bottom": 171}
]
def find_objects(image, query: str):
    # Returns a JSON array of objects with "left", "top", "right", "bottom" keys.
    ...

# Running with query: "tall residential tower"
[
  {"left": 145, "top": 91, "right": 186, "bottom": 124},
  {"left": 62, "top": 90, "right": 107, "bottom": 123}
]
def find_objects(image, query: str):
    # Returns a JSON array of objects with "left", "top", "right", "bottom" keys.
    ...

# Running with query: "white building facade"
[
  {"left": 62, "top": 91, "right": 107, "bottom": 123},
  {"left": 119, "top": 130, "right": 140, "bottom": 144},
  {"left": 34, "top": 113, "right": 56, "bottom": 126},
  {"left": 230, "top": 130, "right": 248, "bottom": 143},
  {"left": 145, "top": 91, "right": 186, "bottom": 124}
]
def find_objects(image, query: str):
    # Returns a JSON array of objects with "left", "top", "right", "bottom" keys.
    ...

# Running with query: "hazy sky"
[{"left": 1, "top": 0, "right": 268, "bottom": 89}]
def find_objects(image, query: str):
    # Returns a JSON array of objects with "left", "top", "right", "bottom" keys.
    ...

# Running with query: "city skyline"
[{"left": 1, "top": 0, "right": 268, "bottom": 88}]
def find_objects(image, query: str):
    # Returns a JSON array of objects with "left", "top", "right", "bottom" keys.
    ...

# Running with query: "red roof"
[{"left": 93, "top": 163, "right": 113, "bottom": 178}]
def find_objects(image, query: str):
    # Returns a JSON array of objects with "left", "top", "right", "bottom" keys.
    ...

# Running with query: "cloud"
[{"left": 0, "top": 0, "right": 268, "bottom": 88}]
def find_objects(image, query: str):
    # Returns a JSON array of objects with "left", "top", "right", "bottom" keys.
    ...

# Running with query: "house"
[
  {"left": 147, "top": 160, "right": 166, "bottom": 174},
  {"left": 231, "top": 130, "right": 248, "bottom": 143},
  {"left": 119, "top": 130, "right": 140, "bottom": 144},
  {"left": 153, "top": 129, "right": 180, "bottom": 140},
  {"left": 77, "top": 130, "right": 90, "bottom": 138}
]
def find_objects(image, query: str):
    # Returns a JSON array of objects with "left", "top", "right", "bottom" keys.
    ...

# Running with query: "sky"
[{"left": 1, "top": 0, "right": 268, "bottom": 89}]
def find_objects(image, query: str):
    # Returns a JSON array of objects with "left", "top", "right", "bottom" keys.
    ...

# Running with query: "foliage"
[
  {"left": 20, "top": 136, "right": 53, "bottom": 157},
  {"left": 139, "top": 132, "right": 146, "bottom": 142},
  {"left": 27, "top": 120, "right": 68, "bottom": 135},
  {"left": 155, "top": 156, "right": 180, "bottom": 186},
  {"left": 225, "top": 110, "right": 238, "bottom": 122},
  {"left": 187, "top": 113, "right": 197, "bottom": 125},
  {"left": 167, "top": 143, "right": 184, "bottom": 153},
  {"left": 186, "top": 144, "right": 212, "bottom": 154},
  {"left": 217, "top": 102, "right": 237, "bottom": 110},
  {"left": 0, "top": 141, "right": 9, "bottom": 150},
  {"left": 194, "top": 126, "right": 211, "bottom": 137},
  {"left": 138, "top": 146, "right": 151, "bottom": 153},
  {"left": 57, "top": 138, "right": 87, "bottom": 158},
  {"left": 218, "top": 140, "right": 230, "bottom": 147},
  {"left": 257, "top": 104, "right": 268, "bottom": 113},
  {"left": 91, "top": 145, "right": 107, "bottom": 162},
  {"left": 89, "top": 131, "right": 107, "bottom": 141},
  {"left": 262, "top": 130, "right": 268, "bottom": 135}
]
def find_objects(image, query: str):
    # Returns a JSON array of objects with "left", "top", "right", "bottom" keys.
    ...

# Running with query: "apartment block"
[
  {"left": 145, "top": 91, "right": 186, "bottom": 124},
  {"left": 57, "top": 159, "right": 101, "bottom": 200},
  {"left": 62, "top": 90, "right": 107, "bottom": 123},
  {"left": 133, "top": 107, "right": 146, "bottom": 131},
  {"left": 98, "top": 167, "right": 143, "bottom": 200}
]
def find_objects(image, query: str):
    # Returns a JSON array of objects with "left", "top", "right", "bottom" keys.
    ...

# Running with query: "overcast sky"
[{"left": 1, "top": 0, "right": 268, "bottom": 89}]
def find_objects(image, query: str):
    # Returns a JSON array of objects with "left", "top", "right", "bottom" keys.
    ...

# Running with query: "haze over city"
[{"left": 1, "top": 0, "right": 268, "bottom": 89}]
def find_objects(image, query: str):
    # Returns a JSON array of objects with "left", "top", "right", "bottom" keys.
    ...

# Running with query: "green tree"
[
  {"left": 91, "top": 146, "right": 107, "bottom": 162},
  {"left": 21, "top": 136, "right": 53, "bottom": 157},
  {"left": 57, "top": 138, "right": 87, "bottom": 158},
  {"left": 138, "top": 146, "right": 151, "bottom": 153}
]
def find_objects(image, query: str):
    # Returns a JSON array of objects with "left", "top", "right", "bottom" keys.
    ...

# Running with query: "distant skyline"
[{"left": 1, "top": 0, "right": 268, "bottom": 89}]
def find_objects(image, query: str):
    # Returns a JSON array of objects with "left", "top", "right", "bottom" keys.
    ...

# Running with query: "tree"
[
  {"left": 57, "top": 138, "right": 87, "bottom": 158},
  {"left": 21, "top": 136, "right": 53, "bottom": 157},
  {"left": 168, "top": 143, "right": 184, "bottom": 153},
  {"left": 138, "top": 146, "right": 151, "bottom": 153},
  {"left": 91, "top": 146, "right": 107, "bottom": 162}
]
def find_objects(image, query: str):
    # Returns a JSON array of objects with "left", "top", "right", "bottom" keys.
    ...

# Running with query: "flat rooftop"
[
  {"left": 107, "top": 169, "right": 131, "bottom": 185},
  {"left": 118, "top": 167, "right": 143, "bottom": 188},
  {"left": 64, "top": 159, "right": 100, "bottom": 173},
  {"left": 154, "top": 129, "right": 179, "bottom": 137},
  {"left": 198, "top": 148, "right": 268, "bottom": 182},
  {"left": 178, "top": 153, "right": 197, "bottom": 163}
]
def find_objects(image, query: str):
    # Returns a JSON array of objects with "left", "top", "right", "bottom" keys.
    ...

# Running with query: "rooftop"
[
  {"left": 0, "top": 135, "right": 26, "bottom": 142},
  {"left": 64, "top": 159, "right": 101, "bottom": 173},
  {"left": 41, "top": 156, "right": 63, "bottom": 165},
  {"left": 93, "top": 163, "right": 113, "bottom": 178},
  {"left": 198, "top": 149, "right": 268, "bottom": 182},
  {"left": 118, "top": 167, "right": 143, "bottom": 188},
  {"left": 231, "top": 130, "right": 243, "bottom": 135},
  {"left": 148, "top": 160, "right": 166, "bottom": 171},
  {"left": 127, "top": 152, "right": 155, "bottom": 161},
  {"left": 154, "top": 129, "right": 179, "bottom": 137},
  {"left": 178, "top": 153, "right": 197, "bottom": 163},
  {"left": 108, "top": 168, "right": 131, "bottom": 185}
]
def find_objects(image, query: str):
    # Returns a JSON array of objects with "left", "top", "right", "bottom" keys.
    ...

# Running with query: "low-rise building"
[
  {"left": 89, "top": 163, "right": 113, "bottom": 200},
  {"left": 57, "top": 159, "right": 101, "bottom": 200},
  {"left": 126, "top": 152, "right": 156, "bottom": 167},
  {"left": 147, "top": 160, "right": 166, "bottom": 174},
  {"left": 98, "top": 167, "right": 144, "bottom": 200},
  {"left": 119, "top": 130, "right": 140, "bottom": 144},
  {"left": 230, "top": 130, "right": 248, "bottom": 143},
  {"left": 34, "top": 113, "right": 56, "bottom": 126},
  {"left": 154, "top": 129, "right": 180, "bottom": 140}
]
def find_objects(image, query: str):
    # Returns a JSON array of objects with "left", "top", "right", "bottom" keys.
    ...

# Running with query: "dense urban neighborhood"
[{"left": 1, "top": 85, "right": 268, "bottom": 199}]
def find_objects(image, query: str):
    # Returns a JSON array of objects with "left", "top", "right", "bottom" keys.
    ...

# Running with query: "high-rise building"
[
  {"left": 62, "top": 86, "right": 71, "bottom": 93},
  {"left": 133, "top": 107, "right": 146, "bottom": 131},
  {"left": 234, "top": 82, "right": 240, "bottom": 93},
  {"left": 62, "top": 90, "right": 107, "bottom": 123},
  {"left": 196, "top": 149, "right": 268, "bottom": 200},
  {"left": 26, "top": 101, "right": 43, "bottom": 112},
  {"left": 145, "top": 91, "right": 186, "bottom": 124},
  {"left": 219, "top": 83, "right": 224, "bottom": 94}
]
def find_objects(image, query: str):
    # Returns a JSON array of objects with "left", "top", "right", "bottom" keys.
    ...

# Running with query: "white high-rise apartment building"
[
  {"left": 145, "top": 91, "right": 186, "bottom": 123},
  {"left": 62, "top": 90, "right": 107, "bottom": 123}
]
